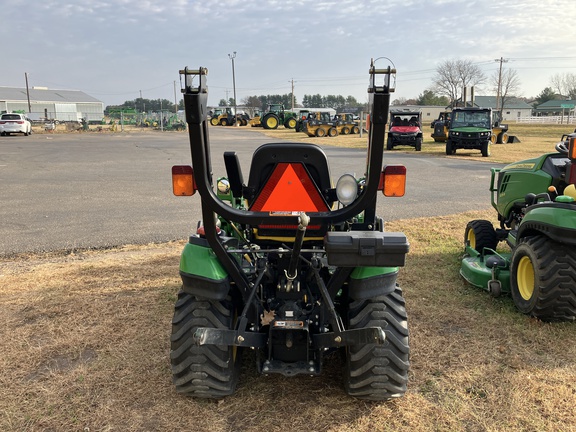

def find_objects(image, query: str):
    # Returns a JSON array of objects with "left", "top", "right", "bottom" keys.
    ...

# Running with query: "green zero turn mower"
[
  {"left": 461, "top": 133, "right": 576, "bottom": 321},
  {"left": 169, "top": 59, "right": 411, "bottom": 400}
]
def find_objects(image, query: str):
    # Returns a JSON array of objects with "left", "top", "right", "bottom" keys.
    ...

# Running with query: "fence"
[{"left": 516, "top": 115, "right": 576, "bottom": 125}]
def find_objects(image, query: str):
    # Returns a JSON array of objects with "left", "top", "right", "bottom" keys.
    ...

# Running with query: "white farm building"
[{"left": 0, "top": 86, "right": 104, "bottom": 122}]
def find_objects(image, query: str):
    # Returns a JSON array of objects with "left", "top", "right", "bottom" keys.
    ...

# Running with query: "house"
[
  {"left": 471, "top": 96, "right": 533, "bottom": 121},
  {"left": 534, "top": 99, "right": 576, "bottom": 116},
  {"left": 0, "top": 86, "right": 104, "bottom": 122}
]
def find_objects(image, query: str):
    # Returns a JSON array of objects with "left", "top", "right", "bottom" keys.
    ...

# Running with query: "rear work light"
[
  {"left": 172, "top": 165, "right": 196, "bottom": 196},
  {"left": 379, "top": 165, "right": 406, "bottom": 197}
]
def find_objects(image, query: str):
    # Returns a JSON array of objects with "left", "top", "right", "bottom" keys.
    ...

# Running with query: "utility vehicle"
[
  {"left": 445, "top": 107, "right": 492, "bottom": 157},
  {"left": 170, "top": 59, "right": 410, "bottom": 399},
  {"left": 387, "top": 110, "right": 423, "bottom": 151}
]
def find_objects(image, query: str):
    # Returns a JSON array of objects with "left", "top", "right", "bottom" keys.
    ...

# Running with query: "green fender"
[
  {"left": 179, "top": 240, "right": 230, "bottom": 300},
  {"left": 517, "top": 204, "right": 576, "bottom": 246}
]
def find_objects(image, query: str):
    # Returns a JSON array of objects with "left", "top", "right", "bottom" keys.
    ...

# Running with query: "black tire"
[
  {"left": 510, "top": 236, "right": 576, "bottom": 321},
  {"left": 464, "top": 220, "right": 498, "bottom": 253},
  {"left": 344, "top": 286, "right": 410, "bottom": 400},
  {"left": 341, "top": 126, "right": 350, "bottom": 135},
  {"left": 445, "top": 140, "right": 455, "bottom": 155},
  {"left": 328, "top": 127, "right": 338, "bottom": 137},
  {"left": 315, "top": 127, "right": 326, "bottom": 137},
  {"left": 220, "top": 118, "right": 228, "bottom": 127},
  {"left": 284, "top": 117, "right": 297, "bottom": 129},
  {"left": 170, "top": 291, "right": 241, "bottom": 397},
  {"left": 351, "top": 125, "right": 360, "bottom": 134},
  {"left": 415, "top": 137, "right": 422, "bottom": 151},
  {"left": 387, "top": 138, "right": 393, "bottom": 150},
  {"left": 481, "top": 141, "right": 491, "bottom": 157},
  {"left": 262, "top": 113, "right": 279, "bottom": 130}
]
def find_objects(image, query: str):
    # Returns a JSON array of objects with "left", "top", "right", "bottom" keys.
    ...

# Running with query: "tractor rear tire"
[
  {"left": 262, "top": 114, "right": 279, "bottom": 130},
  {"left": 220, "top": 119, "right": 229, "bottom": 126},
  {"left": 210, "top": 118, "right": 219, "bottom": 126},
  {"left": 341, "top": 126, "right": 351, "bottom": 135},
  {"left": 510, "top": 236, "right": 576, "bottom": 321},
  {"left": 344, "top": 286, "right": 410, "bottom": 400},
  {"left": 170, "top": 291, "right": 241, "bottom": 398},
  {"left": 352, "top": 125, "right": 360, "bottom": 134},
  {"left": 465, "top": 220, "right": 498, "bottom": 253},
  {"left": 328, "top": 127, "right": 338, "bottom": 137},
  {"left": 501, "top": 132, "right": 509, "bottom": 144}
]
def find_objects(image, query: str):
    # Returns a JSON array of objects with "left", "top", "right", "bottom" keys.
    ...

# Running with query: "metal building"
[{"left": 0, "top": 86, "right": 104, "bottom": 122}]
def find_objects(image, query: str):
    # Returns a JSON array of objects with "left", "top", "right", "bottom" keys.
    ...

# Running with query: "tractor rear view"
[
  {"left": 169, "top": 59, "right": 410, "bottom": 400},
  {"left": 461, "top": 133, "right": 576, "bottom": 321}
]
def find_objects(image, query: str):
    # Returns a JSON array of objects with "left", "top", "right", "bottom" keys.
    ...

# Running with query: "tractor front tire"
[
  {"left": 465, "top": 219, "right": 498, "bottom": 253},
  {"left": 510, "top": 236, "right": 576, "bottom": 321},
  {"left": 481, "top": 141, "right": 491, "bottom": 157},
  {"left": 315, "top": 127, "right": 326, "bottom": 137},
  {"left": 170, "top": 291, "right": 241, "bottom": 398},
  {"left": 344, "top": 287, "right": 410, "bottom": 400},
  {"left": 210, "top": 118, "right": 219, "bottom": 126},
  {"left": 415, "top": 137, "right": 422, "bottom": 151},
  {"left": 328, "top": 127, "right": 338, "bottom": 137},
  {"left": 284, "top": 117, "right": 297, "bottom": 129},
  {"left": 262, "top": 114, "right": 279, "bottom": 130}
]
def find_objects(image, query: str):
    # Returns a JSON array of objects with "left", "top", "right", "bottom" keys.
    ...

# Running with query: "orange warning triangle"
[{"left": 251, "top": 163, "right": 328, "bottom": 212}]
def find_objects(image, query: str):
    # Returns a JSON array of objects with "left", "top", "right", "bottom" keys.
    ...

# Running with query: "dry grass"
[{"left": 2, "top": 211, "right": 576, "bottom": 432}]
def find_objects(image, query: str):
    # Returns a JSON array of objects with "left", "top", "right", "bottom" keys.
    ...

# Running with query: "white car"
[{"left": 0, "top": 113, "right": 32, "bottom": 136}]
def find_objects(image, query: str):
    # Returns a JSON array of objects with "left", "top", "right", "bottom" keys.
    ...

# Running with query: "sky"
[{"left": 2, "top": 0, "right": 576, "bottom": 108}]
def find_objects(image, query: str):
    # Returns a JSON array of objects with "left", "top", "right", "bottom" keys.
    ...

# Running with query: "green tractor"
[
  {"left": 460, "top": 133, "right": 576, "bottom": 321},
  {"left": 170, "top": 60, "right": 410, "bottom": 399},
  {"left": 445, "top": 107, "right": 493, "bottom": 157},
  {"left": 251, "top": 103, "right": 298, "bottom": 129}
]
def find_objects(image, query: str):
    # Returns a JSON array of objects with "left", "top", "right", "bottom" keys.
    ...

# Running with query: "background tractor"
[
  {"left": 170, "top": 60, "right": 410, "bottom": 400},
  {"left": 461, "top": 133, "right": 576, "bottom": 321},
  {"left": 250, "top": 103, "right": 298, "bottom": 129}
]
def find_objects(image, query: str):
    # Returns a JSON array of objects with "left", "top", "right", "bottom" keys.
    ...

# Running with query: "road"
[{"left": 0, "top": 127, "right": 501, "bottom": 255}]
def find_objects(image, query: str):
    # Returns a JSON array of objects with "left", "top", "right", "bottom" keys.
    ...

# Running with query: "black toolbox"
[{"left": 324, "top": 231, "right": 409, "bottom": 267}]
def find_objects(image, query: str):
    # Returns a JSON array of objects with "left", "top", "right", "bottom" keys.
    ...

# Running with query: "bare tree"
[
  {"left": 550, "top": 73, "right": 576, "bottom": 99},
  {"left": 432, "top": 59, "right": 486, "bottom": 105},
  {"left": 491, "top": 68, "right": 521, "bottom": 112}
]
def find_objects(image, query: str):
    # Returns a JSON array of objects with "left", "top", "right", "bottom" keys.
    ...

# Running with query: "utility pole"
[
  {"left": 289, "top": 79, "right": 295, "bottom": 110},
  {"left": 228, "top": 52, "right": 237, "bottom": 126},
  {"left": 25, "top": 72, "right": 32, "bottom": 112},
  {"left": 494, "top": 57, "right": 509, "bottom": 113},
  {"left": 173, "top": 81, "right": 178, "bottom": 113}
]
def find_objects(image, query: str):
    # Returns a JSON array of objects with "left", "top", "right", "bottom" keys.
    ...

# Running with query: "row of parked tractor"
[{"left": 209, "top": 104, "right": 361, "bottom": 138}]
